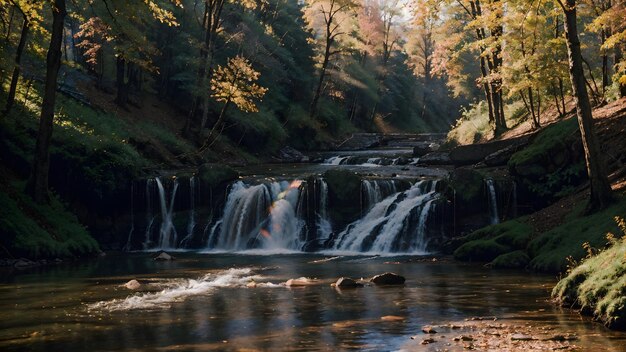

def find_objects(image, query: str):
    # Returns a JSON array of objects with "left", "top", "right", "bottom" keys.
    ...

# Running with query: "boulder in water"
[
  {"left": 370, "top": 272, "right": 405, "bottom": 285},
  {"left": 275, "top": 146, "right": 307, "bottom": 163},
  {"left": 418, "top": 152, "right": 451, "bottom": 165},
  {"left": 13, "top": 258, "right": 37, "bottom": 268},
  {"left": 285, "top": 277, "right": 317, "bottom": 287},
  {"left": 333, "top": 277, "right": 363, "bottom": 288},
  {"left": 153, "top": 251, "right": 175, "bottom": 261},
  {"left": 124, "top": 279, "right": 142, "bottom": 290}
]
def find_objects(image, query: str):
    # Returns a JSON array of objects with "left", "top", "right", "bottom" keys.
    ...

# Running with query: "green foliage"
[
  {"left": 552, "top": 217, "right": 626, "bottom": 329},
  {"left": 509, "top": 118, "right": 586, "bottom": 200},
  {"left": 0, "top": 183, "right": 99, "bottom": 258},
  {"left": 447, "top": 100, "right": 525, "bottom": 145},
  {"left": 453, "top": 220, "right": 532, "bottom": 262},
  {"left": 490, "top": 250, "right": 530, "bottom": 269},
  {"left": 529, "top": 197, "right": 626, "bottom": 272}
]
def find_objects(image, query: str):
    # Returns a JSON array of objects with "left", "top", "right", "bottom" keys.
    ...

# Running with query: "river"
[
  {"left": 1, "top": 253, "right": 625, "bottom": 351},
  {"left": 2, "top": 145, "right": 625, "bottom": 351}
]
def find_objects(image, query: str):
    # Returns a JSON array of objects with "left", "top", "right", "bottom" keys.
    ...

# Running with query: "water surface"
[{"left": 1, "top": 253, "right": 624, "bottom": 351}]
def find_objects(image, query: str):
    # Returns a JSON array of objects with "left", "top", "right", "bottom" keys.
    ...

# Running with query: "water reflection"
[{"left": 0, "top": 253, "right": 625, "bottom": 351}]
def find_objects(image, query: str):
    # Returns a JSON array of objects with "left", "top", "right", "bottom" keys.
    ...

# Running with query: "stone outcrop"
[{"left": 370, "top": 272, "right": 406, "bottom": 285}]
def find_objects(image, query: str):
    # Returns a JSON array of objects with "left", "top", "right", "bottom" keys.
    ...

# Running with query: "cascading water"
[
  {"left": 324, "top": 156, "right": 349, "bottom": 165},
  {"left": 332, "top": 180, "right": 440, "bottom": 253},
  {"left": 156, "top": 177, "right": 179, "bottom": 249},
  {"left": 143, "top": 179, "right": 156, "bottom": 249},
  {"left": 207, "top": 180, "right": 305, "bottom": 251},
  {"left": 127, "top": 174, "right": 445, "bottom": 254},
  {"left": 486, "top": 179, "right": 499, "bottom": 225},
  {"left": 123, "top": 184, "right": 134, "bottom": 252},
  {"left": 179, "top": 177, "right": 196, "bottom": 248},
  {"left": 316, "top": 179, "right": 332, "bottom": 239},
  {"left": 362, "top": 179, "right": 398, "bottom": 211}
]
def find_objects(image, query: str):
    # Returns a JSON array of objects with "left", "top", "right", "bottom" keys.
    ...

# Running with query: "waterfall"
[
  {"left": 143, "top": 179, "right": 156, "bottom": 249},
  {"left": 123, "top": 183, "right": 134, "bottom": 252},
  {"left": 362, "top": 179, "right": 398, "bottom": 211},
  {"left": 316, "top": 179, "right": 332, "bottom": 239},
  {"left": 323, "top": 156, "right": 349, "bottom": 165},
  {"left": 208, "top": 180, "right": 305, "bottom": 251},
  {"left": 156, "top": 177, "right": 179, "bottom": 249},
  {"left": 332, "top": 180, "right": 439, "bottom": 253},
  {"left": 486, "top": 179, "right": 499, "bottom": 225},
  {"left": 179, "top": 177, "right": 196, "bottom": 248}
]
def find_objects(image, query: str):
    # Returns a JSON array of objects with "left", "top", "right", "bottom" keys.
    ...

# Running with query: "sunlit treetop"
[{"left": 210, "top": 55, "right": 268, "bottom": 113}]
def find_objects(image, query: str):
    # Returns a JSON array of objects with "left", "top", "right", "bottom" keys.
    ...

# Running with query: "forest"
[{"left": 0, "top": 0, "right": 626, "bottom": 351}]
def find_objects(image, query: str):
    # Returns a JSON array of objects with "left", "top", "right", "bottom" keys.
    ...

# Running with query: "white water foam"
[{"left": 88, "top": 268, "right": 276, "bottom": 311}]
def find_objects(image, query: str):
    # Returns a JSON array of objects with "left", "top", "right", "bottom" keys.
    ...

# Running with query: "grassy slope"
[
  {"left": 0, "top": 179, "right": 99, "bottom": 258},
  {"left": 452, "top": 98, "right": 626, "bottom": 273},
  {"left": 553, "top": 224, "right": 626, "bottom": 330},
  {"left": 0, "top": 75, "right": 196, "bottom": 259}
]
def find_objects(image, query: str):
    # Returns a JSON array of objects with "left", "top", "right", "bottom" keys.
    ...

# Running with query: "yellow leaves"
[
  {"left": 210, "top": 56, "right": 268, "bottom": 113},
  {"left": 143, "top": 0, "right": 179, "bottom": 26}
]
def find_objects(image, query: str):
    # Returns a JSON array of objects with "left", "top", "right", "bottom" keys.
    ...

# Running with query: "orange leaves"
[{"left": 210, "top": 56, "right": 268, "bottom": 113}]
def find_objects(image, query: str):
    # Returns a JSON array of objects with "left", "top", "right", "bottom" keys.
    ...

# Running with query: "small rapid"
[{"left": 88, "top": 268, "right": 277, "bottom": 311}]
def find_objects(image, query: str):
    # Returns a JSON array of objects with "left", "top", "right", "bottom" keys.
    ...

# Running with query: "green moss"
[
  {"left": 454, "top": 239, "right": 511, "bottom": 262},
  {"left": 453, "top": 220, "right": 531, "bottom": 262},
  {"left": 323, "top": 169, "right": 362, "bottom": 227},
  {"left": 553, "top": 238, "right": 626, "bottom": 330},
  {"left": 529, "top": 197, "right": 626, "bottom": 272},
  {"left": 508, "top": 118, "right": 586, "bottom": 199},
  {"left": 490, "top": 250, "right": 530, "bottom": 269},
  {"left": 509, "top": 118, "right": 579, "bottom": 167},
  {"left": 448, "top": 168, "right": 484, "bottom": 204},
  {"left": 0, "top": 184, "right": 99, "bottom": 259},
  {"left": 197, "top": 163, "right": 239, "bottom": 188}
]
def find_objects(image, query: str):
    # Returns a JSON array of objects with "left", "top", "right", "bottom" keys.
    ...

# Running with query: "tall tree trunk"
[
  {"left": 4, "top": 15, "right": 28, "bottom": 115},
  {"left": 560, "top": 0, "right": 613, "bottom": 211},
  {"left": 558, "top": 77, "right": 567, "bottom": 113},
  {"left": 552, "top": 82, "right": 563, "bottom": 117},
  {"left": 616, "top": 46, "right": 626, "bottom": 98},
  {"left": 25, "top": 0, "right": 66, "bottom": 203},
  {"left": 489, "top": 0, "right": 507, "bottom": 135},
  {"left": 310, "top": 38, "right": 331, "bottom": 119},
  {"left": 115, "top": 56, "right": 128, "bottom": 107},
  {"left": 600, "top": 28, "right": 609, "bottom": 96}
]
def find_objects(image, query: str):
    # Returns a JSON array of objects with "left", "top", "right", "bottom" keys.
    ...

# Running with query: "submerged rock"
[
  {"left": 153, "top": 251, "right": 175, "bottom": 261},
  {"left": 380, "top": 315, "right": 405, "bottom": 321},
  {"left": 370, "top": 272, "right": 405, "bottom": 285},
  {"left": 124, "top": 279, "right": 142, "bottom": 290},
  {"left": 13, "top": 258, "right": 37, "bottom": 268},
  {"left": 421, "top": 338, "right": 436, "bottom": 345},
  {"left": 422, "top": 326, "right": 437, "bottom": 334},
  {"left": 333, "top": 277, "right": 363, "bottom": 288},
  {"left": 511, "top": 333, "right": 534, "bottom": 341},
  {"left": 285, "top": 277, "right": 317, "bottom": 287}
]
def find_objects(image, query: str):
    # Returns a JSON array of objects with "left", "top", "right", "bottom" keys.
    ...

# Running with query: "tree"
[
  {"left": 3, "top": 0, "right": 41, "bottom": 115},
  {"left": 199, "top": 55, "right": 267, "bottom": 152},
  {"left": 185, "top": 0, "right": 227, "bottom": 133},
  {"left": 368, "top": 0, "right": 404, "bottom": 122},
  {"left": 305, "top": 0, "right": 357, "bottom": 118},
  {"left": 589, "top": 0, "right": 626, "bottom": 97},
  {"left": 25, "top": 0, "right": 66, "bottom": 203},
  {"left": 74, "top": 0, "right": 180, "bottom": 107},
  {"left": 556, "top": 0, "right": 613, "bottom": 211}
]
